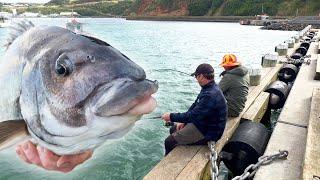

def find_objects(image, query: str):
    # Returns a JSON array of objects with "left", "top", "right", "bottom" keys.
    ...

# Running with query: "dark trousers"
[{"left": 164, "top": 124, "right": 208, "bottom": 155}]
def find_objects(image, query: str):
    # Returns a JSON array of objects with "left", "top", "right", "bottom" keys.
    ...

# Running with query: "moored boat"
[{"left": 66, "top": 18, "right": 83, "bottom": 33}]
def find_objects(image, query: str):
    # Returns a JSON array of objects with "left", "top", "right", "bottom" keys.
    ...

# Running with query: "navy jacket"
[{"left": 170, "top": 81, "right": 227, "bottom": 141}]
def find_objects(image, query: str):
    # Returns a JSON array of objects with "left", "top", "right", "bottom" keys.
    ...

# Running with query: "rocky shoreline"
[{"left": 262, "top": 22, "right": 320, "bottom": 31}]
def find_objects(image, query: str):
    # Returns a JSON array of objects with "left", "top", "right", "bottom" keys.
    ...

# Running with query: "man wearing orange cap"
[{"left": 219, "top": 54, "right": 249, "bottom": 117}]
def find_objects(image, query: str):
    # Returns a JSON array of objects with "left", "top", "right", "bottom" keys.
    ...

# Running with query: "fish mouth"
[{"left": 89, "top": 78, "right": 158, "bottom": 117}]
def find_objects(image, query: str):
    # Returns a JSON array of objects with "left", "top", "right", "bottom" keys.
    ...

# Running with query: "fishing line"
[
  {"left": 154, "top": 68, "right": 191, "bottom": 76},
  {"left": 147, "top": 68, "right": 191, "bottom": 126}
]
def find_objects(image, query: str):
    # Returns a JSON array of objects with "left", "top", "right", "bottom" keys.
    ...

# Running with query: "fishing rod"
[{"left": 149, "top": 116, "right": 174, "bottom": 127}]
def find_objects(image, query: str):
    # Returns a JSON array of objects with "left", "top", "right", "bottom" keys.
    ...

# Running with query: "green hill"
[
  {"left": 1, "top": 0, "right": 319, "bottom": 17},
  {"left": 129, "top": 0, "right": 320, "bottom": 16}
]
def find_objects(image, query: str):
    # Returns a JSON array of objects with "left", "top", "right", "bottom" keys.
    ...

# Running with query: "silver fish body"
[{"left": 0, "top": 21, "right": 158, "bottom": 154}]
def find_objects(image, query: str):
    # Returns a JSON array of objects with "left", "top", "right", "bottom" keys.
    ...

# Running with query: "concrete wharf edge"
[
  {"left": 254, "top": 31, "right": 320, "bottom": 180},
  {"left": 315, "top": 44, "right": 320, "bottom": 80},
  {"left": 303, "top": 88, "right": 320, "bottom": 180}
]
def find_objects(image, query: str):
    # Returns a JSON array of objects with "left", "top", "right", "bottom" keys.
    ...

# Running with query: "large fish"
[{"left": 0, "top": 21, "right": 158, "bottom": 155}]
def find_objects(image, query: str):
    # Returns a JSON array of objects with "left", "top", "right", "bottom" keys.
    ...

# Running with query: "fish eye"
[{"left": 55, "top": 58, "right": 73, "bottom": 77}]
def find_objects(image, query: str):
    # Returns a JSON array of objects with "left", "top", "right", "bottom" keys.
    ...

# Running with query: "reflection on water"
[{"left": 0, "top": 18, "right": 296, "bottom": 180}]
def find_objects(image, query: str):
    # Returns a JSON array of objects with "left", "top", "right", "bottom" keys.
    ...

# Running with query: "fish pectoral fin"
[{"left": 0, "top": 120, "right": 29, "bottom": 151}]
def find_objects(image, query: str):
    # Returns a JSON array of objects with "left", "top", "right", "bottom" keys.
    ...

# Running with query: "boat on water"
[{"left": 66, "top": 18, "right": 83, "bottom": 33}]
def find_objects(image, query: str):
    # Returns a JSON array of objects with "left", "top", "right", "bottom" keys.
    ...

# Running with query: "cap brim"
[
  {"left": 190, "top": 72, "right": 196, "bottom": 76},
  {"left": 220, "top": 62, "right": 240, "bottom": 67}
]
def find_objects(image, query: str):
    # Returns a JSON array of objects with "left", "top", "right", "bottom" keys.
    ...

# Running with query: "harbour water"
[{"left": 0, "top": 18, "right": 296, "bottom": 180}]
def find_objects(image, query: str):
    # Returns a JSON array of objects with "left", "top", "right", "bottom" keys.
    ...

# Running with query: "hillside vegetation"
[
  {"left": 129, "top": 0, "right": 320, "bottom": 16},
  {"left": 0, "top": 0, "right": 319, "bottom": 17}
]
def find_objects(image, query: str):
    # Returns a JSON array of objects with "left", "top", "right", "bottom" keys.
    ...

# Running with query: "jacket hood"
[{"left": 226, "top": 66, "right": 248, "bottom": 76}]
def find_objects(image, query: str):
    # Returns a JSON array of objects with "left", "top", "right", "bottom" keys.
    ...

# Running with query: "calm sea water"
[{"left": 0, "top": 18, "right": 296, "bottom": 180}]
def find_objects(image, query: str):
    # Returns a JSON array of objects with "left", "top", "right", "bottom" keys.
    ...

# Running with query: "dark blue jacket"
[{"left": 170, "top": 81, "right": 227, "bottom": 141}]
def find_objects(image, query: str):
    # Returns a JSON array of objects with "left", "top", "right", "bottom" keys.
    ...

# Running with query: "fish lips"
[{"left": 89, "top": 78, "right": 158, "bottom": 117}]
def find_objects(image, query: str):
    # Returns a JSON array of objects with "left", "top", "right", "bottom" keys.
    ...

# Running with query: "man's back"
[{"left": 219, "top": 65, "right": 249, "bottom": 117}]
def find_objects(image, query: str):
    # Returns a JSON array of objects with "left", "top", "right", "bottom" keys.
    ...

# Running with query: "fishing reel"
[{"left": 163, "top": 121, "right": 174, "bottom": 127}]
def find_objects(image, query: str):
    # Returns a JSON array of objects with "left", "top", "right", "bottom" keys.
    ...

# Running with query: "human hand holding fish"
[{"left": 16, "top": 141, "right": 92, "bottom": 173}]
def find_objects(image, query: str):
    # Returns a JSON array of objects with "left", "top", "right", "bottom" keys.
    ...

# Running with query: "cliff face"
[{"left": 133, "top": 0, "right": 189, "bottom": 16}]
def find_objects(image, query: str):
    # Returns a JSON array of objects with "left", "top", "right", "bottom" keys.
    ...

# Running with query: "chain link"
[
  {"left": 279, "top": 58, "right": 311, "bottom": 65},
  {"left": 208, "top": 141, "right": 219, "bottom": 180},
  {"left": 232, "top": 150, "right": 289, "bottom": 180}
]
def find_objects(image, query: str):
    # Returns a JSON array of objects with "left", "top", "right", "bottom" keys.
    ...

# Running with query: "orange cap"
[{"left": 220, "top": 54, "right": 240, "bottom": 67}]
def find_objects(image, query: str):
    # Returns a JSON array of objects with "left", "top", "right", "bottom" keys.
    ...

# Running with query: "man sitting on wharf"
[
  {"left": 219, "top": 54, "right": 249, "bottom": 117},
  {"left": 161, "top": 63, "right": 227, "bottom": 155}
]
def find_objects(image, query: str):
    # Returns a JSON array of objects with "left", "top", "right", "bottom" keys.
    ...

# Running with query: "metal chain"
[
  {"left": 208, "top": 141, "right": 219, "bottom": 180},
  {"left": 279, "top": 58, "right": 311, "bottom": 65},
  {"left": 232, "top": 150, "right": 289, "bottom": 180}
]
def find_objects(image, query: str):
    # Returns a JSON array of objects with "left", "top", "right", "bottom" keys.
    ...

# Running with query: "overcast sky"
[{"left": 0, "top": 0, "right": 50, "bottom": 3}]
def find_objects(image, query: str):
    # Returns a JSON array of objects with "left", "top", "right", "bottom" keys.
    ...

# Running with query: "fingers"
[
  {"left": 16, "top": 141, "right": 92, "bottom": 173},
  {"left": 57, "top": 150, "right": 93, "bottom": 171},
  {"left": 37, "top": 146, "right": 59, "bottom": 170},
  {"left": 24, "top": 141, "right": 42, "bottom": 165},
  {"left": 16, "top": 144, "right": 30, "bottom": 164},
  {"left": 16, "top": 141, "right": 42, "bottom": 165},
  {"left": 161, "top": 113, "right": 171, "bottom": 121}
]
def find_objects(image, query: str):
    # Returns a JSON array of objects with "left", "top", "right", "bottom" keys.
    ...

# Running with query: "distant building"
[
  {"left": 3, "top": 5, "right": 12, "bottom": 8},
  {"left": 48, "top": 13, "right": 59, "bottom": 18},
  {"left": 60, "top": 12, "right": 80, "bottom": 17},
  {"left": 13, "top": 3, "right": 30, "bottom": 7},
  {"left": 256, "top": 14, "right": 269, "bottom": 20},
  {"left": 20, "top": 12, "right": 40, "bottom": 17}
]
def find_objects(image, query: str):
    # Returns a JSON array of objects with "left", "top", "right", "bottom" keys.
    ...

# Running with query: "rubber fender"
[
  {"left": 291, "top": 52, "right": 303, "bottom": 60},
  {"left": 309, "top": 32, "right": 315, "bottom": 36},
  {"left": 220, "top": 121, "right": 270, "bottom": 175},
  {"left": 295, "top": 46, "right": 308, "bottom": 56},
  {"left": 265, "top": 80, "right": 290, "bottom": 109},
  {"left": 300, "top": 42, "right": 310, "bottom": 49},
  {"left": 307, "top": 35, "right": 314, "bottom": 39},
  {"left": 304, "top": 38, "right": 311, "bottom": 42},
  {"left": 278, "top": 64, "right": 299, "bottom": 83}
]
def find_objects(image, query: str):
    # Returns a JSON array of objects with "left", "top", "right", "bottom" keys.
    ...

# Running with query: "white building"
[
  {"left": 60, "top": 12, "right": 80, "bottom": 17},
  {"left": 20, "top": 12, "right": 40, "bottom": 17}
]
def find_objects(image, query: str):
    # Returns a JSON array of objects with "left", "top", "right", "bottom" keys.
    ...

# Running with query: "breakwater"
[
  {"left": 125, "top": 16, "right": 253, "bottom": 22},
  {"left": 262, "top": 16, "right": 320, "bottom": 31}
]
